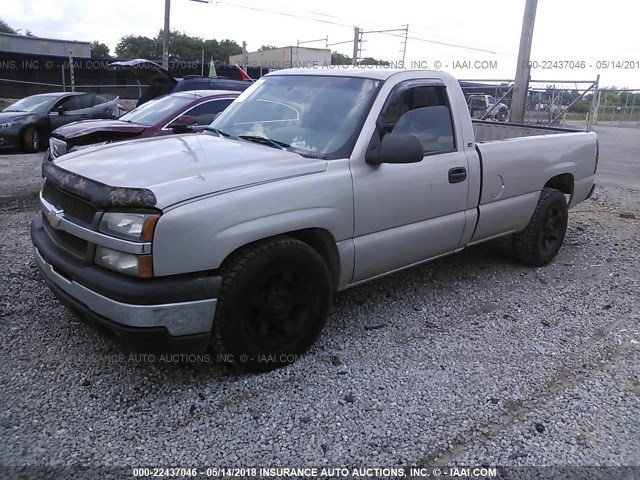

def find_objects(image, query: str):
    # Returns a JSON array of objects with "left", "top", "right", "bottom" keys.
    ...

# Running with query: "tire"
[
  {"left": 22, "top": 126, "right": 40, "bottom": 153},
  {"left": 512, "top": 187, "right": 568, "bottom": 267},
  {"left": 498, "top": 109, "right": 507, "bottom": 122},
  {"left": 212, "top": 236, "right": 332, "bottom": 372}
]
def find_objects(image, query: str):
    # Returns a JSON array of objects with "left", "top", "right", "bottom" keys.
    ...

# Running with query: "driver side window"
[
  {"left": 380, "top": 86, "right": 456, "bottom": 154},
  {"left": 54, "top": 95, "right": 87, "bottom": 112}
]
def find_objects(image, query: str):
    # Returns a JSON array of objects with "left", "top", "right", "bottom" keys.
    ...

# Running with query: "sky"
[{"left": 1, "top": 0, "right": 638, "bottom": 88}]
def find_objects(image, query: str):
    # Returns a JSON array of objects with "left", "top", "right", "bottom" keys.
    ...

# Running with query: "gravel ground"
[
  {"left": 1, "top": 184, "right": 639, "bottom": 474},
  {"left": 0, "top": 152, "right": 43, "bottom": 207}
]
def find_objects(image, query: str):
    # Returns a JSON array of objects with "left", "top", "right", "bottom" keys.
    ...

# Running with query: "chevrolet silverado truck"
[{"left": 31, "top": 68, "right": 598, "bottom": 372}]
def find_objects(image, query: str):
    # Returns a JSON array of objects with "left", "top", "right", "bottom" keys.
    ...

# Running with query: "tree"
[
  {"left": 90, "top": 41, "right": 111, "bottom": 58},
  {"left": 213, "top": 39, "right": 242, "bottom": 63},
  {"left": 115, "top": 35, "right": 160, "bottom": 59},
  {"left": 331, "top": 52, "right": 351, "bottom": 65},
  {"left": 0, "top": 18, "right": 17, "bottom": 34},
  {"left": 359, "top": 57, "right": 390, "bottom": 66},
  {"left": 114, "top": 31, "right": 241, "bottom": 63}
]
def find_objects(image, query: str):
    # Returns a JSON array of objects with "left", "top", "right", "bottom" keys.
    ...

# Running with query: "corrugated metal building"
[
  {"left": 229, "top": 46, "right": 331, "bottom": 70},
  {"left": 0, "top": 32, "right": 91, "bottom": 58}
]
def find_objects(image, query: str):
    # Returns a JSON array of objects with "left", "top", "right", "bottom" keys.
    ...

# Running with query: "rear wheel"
[
  {"left": 512, "top": 187, "right": 568, "bottom": 266},
  {"left": 212, "top": 237, "right": 332, "bottom": 372},
  {"left": 22, "top": 126, "right": 40, "bottom": 153}
]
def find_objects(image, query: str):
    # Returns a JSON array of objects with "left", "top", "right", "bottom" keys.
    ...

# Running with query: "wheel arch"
[
  {"left": 219, "top": 228, "right": 341, "bottom": 291},
  {"left": 544, "top": 173, "right": 574, "bottom": 197},
  {"left": 19, "top": 122, "right": 46, "bottom": 151}
]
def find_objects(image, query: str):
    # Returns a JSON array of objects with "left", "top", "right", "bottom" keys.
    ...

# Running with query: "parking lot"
[{"left": 1, "top": 128, "right": 639, "bottom": 470}]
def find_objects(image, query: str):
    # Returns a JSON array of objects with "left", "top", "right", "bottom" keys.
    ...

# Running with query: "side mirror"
[
  {"left": 55, "top": 106, "right": 64, "bottom": 116},
  {"left": 168, "top": 115, "right": 197, "bottom": 130},
  {"left": 365, "top": 132, "right": 424, "bottom": 165}
]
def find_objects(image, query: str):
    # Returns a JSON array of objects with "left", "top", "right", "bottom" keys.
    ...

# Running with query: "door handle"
[{"left": 448, "top": 167, "right": 467, "bottom": 183}]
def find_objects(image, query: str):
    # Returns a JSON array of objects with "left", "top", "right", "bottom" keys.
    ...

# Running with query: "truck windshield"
[{"left": 209, "top": 75, "right": 381, "bottom": 158}]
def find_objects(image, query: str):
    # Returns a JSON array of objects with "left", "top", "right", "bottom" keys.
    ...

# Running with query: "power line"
[
  {"left": 211, "top": 0, "right": 506, "bottom": 54},
  {"left": 212, "top": 1, "right": 353, "bottom": 28},
  {"left": 378, "top": 31, "right": 503, "bottom": 55}
]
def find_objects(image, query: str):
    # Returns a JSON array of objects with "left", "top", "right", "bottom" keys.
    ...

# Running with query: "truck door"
[{"left": 350, "top": 82, "right": 470, "bottom": 282}]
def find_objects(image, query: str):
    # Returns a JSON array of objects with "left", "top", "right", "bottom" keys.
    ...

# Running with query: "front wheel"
[
  {"left": 512, "top": 187, "right": 568, "bottom": 266},
  {"left": 212, "top": 237, "right": 332, "bottom": 372},
  {"left": 23, "top": 126, "right": 40, "bottom": 153}
]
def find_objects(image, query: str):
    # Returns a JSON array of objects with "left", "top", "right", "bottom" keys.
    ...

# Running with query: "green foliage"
[
  {"left": 603, "top": 92, "right": 621, "bottom": 105},
  {"left": 331, "top": 52, "right": 351, "bottom": 65},
  {"left": 359, "top": 57, "right": 389, "bottom": 66},
  {"left": 568, "top": 100, "right": 590, "bottom": 114},
  {"left": 90, "top": 41, "right": 111, "bottom": 58},
  {"left": 0, "top": 18, "right": 17, "bottom": 34},
  {"left": 114, "top": 30, "right": 241, "bottom": 63},
  {"left": 330, "top": 53, "right": 389, "bottom": 66},
  {"left": 115, "top": 34, "right": 160, "bottom": 59},
  {"left": 203, "top": 38, "right": 242, "bottom": 63}
]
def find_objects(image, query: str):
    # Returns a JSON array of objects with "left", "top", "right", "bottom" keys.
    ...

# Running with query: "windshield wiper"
[
  {"left": 238, "top": 135, "right": 290, "bottom": 150},
  {"left": 205, "top": 127, "right": 230, "bottom": 137}
]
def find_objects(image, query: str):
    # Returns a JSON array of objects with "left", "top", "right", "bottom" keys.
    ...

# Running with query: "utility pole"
[
  {"left": 352, "top": 27, "right": 360, "bottom": 66},
  {"left": 588, "top": 74, "right": 600, "bottom": 131},
  {"left": 401, "top": 24, "right": 409, "bottom": 65},
  {"left": 510, "top": 0, "right": 538, "bottom": 123},
  {"left": 242, "top": 41, "right": 247, "bottom": 71},
  {"left": 68, "top": 49, "right": 75, "bottom": 92},
  {"left": 163, "top": 0, "right": 171, "bottom": 70}
]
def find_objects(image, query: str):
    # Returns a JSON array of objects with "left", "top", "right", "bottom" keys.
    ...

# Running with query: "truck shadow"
[
  {"left": 333, "top": 238, "right": 521, "bottom": 311},
  {"left": 63, "top": 237, "right": 536, "bottom": 395}
]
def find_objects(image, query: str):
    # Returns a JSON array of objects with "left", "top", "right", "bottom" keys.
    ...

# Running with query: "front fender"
[{"left": 151, "top": 160, "right": 354, "bottom": 277}]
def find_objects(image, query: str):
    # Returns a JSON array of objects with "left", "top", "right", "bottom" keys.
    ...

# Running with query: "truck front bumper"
[{"left": 31, "top": 217, "right": 221, "bottom": 352}]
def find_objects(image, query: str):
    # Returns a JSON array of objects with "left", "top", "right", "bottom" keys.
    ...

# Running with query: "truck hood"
[
  {"left": 51, "top": 134, "right": 327, "bottom": 208},
  {"left": 52, "top": 119, "right": 147, "bottom": 139}
]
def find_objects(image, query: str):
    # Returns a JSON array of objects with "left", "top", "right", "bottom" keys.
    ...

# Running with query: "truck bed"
[
  {"left": 473, "top": 120, "right": 580, "bottom": 143},
  {"left": 470, "top": 123, "right": 597, "bottom": 246}
]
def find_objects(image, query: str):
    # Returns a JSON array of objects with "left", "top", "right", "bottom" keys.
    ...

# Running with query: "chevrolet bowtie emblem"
[{"left": 45, "top": 207, "right": 63, "bottom": 229}]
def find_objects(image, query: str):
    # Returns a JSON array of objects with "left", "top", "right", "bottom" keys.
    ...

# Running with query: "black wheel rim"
[
  {"left": 244, "top": 270, "right": 315, "bottom": 350},
  {"left": 540, "top": 205, "right": 564, "bottom": 255},
  {"left": 32, "top": 130, "right": 39, "bottom": 151}
]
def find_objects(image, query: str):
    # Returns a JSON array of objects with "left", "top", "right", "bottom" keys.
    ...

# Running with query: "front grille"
[
  {"left": 42, "top": 214, "right": 89, "bottom": 260},
  {"left": 42, "top": 181, "right": 97, "bottom": 225}
]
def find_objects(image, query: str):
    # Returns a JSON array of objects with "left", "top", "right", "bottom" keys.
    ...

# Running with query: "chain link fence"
[
  {"left": 459, "top": 78, "right": 600, "bottom": 131},
  {"left": 593, "top": 89, "right": 640, "bottom": 129}
]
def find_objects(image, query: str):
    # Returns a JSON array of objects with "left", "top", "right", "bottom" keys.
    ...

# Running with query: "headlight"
[
  {"left": 0, "top": 121, "right": 16, "bottom": 129},
  {"left": 95, "top": 246, "right": 153, "bottom": 277},
  {"left": 69, "top": 141, "right": 108, "bottom": 153},
  {"left": 99, "top": 212, "right": 160, "bottom": 241}
]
